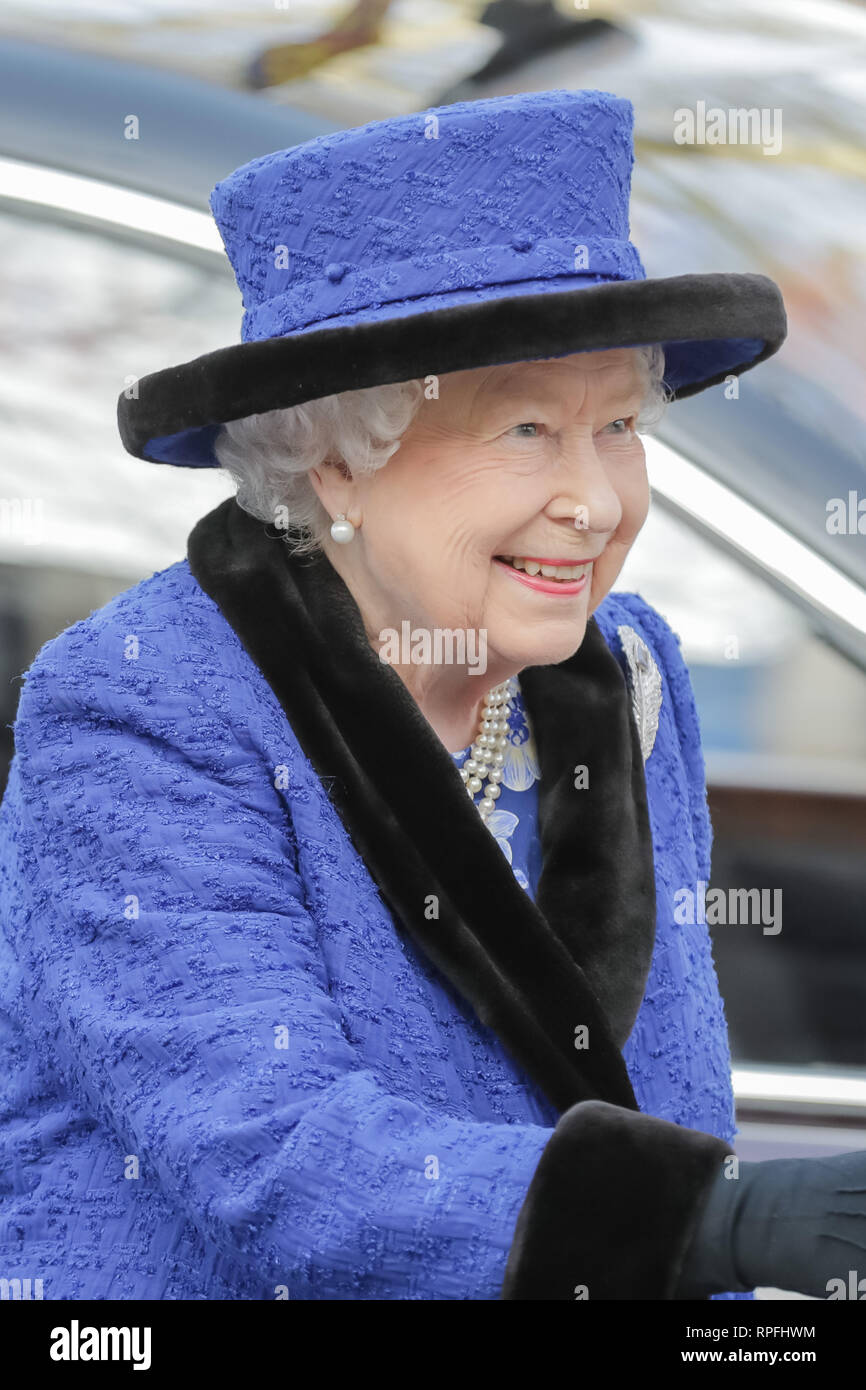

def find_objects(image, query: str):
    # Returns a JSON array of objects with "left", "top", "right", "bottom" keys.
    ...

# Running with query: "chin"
[{"left": 493, "top": 620, "right": 589, "bottom": 673}]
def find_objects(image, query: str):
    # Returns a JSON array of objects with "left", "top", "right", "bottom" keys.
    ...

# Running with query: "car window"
[
  {"left": 0, "top": 207, "right": 237, "bottom": 575},
  {"left": 618, "top": 504, "right": 866, "bottom": 771},
  {"left": 630, "top": 103, "right": 866, "bottom": 591},
  {"left": 0, "top": 208, "right": 239, "bottom": 789}
]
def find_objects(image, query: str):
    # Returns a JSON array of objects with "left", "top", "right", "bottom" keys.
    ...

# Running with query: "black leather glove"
[{"left": 676, "top": 1148, "right": 866, "bottom": 1299}]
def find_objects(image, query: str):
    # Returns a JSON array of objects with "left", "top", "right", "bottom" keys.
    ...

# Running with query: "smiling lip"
[
  {"left": 493, "top": 557, "right": 592, "bottom": 596},
  {"left": 506, "top": 556, "right": 596, "bottom": 566}
]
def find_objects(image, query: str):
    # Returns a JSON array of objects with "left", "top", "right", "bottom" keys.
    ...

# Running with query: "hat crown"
[{"left": 209, "top": 88, "right": 645, "bottom": 342}]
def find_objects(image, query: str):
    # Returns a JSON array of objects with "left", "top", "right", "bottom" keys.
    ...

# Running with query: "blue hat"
[{"left": 118, "top": 87, "right": 786, "bottom": 468}]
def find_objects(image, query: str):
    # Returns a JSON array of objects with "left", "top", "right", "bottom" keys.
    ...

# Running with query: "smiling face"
[{"left": 312, "top": 347, "right": 651, "bottom": 682}]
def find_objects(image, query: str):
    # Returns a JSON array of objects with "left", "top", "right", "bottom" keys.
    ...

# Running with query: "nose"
[{"left": 545, "top": 439, "right": 624, "bottom": 539}]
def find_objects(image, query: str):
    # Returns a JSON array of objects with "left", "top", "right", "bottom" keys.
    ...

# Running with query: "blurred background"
[{"left": 1, "top": 0, "right": 865, "bottom": 1243}]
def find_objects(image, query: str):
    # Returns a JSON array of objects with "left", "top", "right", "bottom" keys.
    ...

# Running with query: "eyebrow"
[{"left": 480, "top": 380, "right": 645, "bottom": 412}]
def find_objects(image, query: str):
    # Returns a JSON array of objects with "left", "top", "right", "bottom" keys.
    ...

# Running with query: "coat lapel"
[{"left": 188, "top": 498, "right": 656, "bottom": 1115}]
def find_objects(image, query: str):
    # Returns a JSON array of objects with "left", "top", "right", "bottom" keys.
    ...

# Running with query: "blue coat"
[{"left": 0, "top": 501, "right": 751, "bottom": 1300}]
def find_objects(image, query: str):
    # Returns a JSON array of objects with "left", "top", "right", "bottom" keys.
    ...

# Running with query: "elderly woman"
[{"left": 2, "top": 87, "right": 865, "bottom": 1303}]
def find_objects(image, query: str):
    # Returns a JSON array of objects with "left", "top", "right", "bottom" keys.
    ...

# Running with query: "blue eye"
[{"left": 506, "top": 418, "right": 634, "bottom": 440}]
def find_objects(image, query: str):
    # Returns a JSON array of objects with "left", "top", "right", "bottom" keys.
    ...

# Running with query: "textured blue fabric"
[
  {"left": 0, "top": 561, "right": 752, "bottom": 1300},
  {"left": 215, "top": 89, "right": 645, "bottom": 343}
]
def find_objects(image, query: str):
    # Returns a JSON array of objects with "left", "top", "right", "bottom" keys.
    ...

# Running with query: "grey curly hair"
[{"left": 213, "top": 344, "right": 671, "bottom": 556}]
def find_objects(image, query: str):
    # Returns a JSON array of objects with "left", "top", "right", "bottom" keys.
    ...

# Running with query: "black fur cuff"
[{"left": 501, "top": 1099, "right": 732, "bottom": 1299}]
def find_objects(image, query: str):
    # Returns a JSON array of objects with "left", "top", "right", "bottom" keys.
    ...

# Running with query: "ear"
[{"left": 308, "top": 457, "right": 355, "bottom": 515}]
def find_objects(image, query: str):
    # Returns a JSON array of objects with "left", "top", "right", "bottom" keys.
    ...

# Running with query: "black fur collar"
[{"left": 188, "top": 497, "right": 657, "bottom": 1115}]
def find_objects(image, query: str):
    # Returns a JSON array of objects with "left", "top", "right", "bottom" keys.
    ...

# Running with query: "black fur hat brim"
[{"left": 118, "top": 271, "right": 786, "bottom": 467}]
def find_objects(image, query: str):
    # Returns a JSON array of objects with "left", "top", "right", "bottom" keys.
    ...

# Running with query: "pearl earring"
[{"left": 330, "top": 513, "right": 356, "bottom": 544}]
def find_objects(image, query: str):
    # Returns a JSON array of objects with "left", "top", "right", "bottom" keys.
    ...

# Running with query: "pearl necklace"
[{"left": 458, "top": 676, "right": 519, "bottom": 824}]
